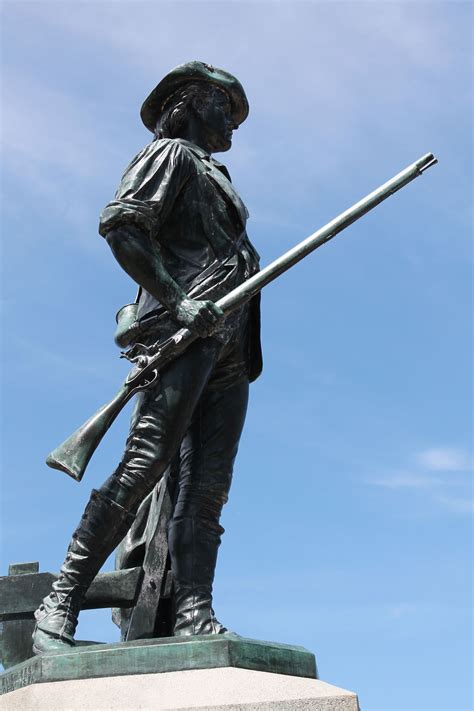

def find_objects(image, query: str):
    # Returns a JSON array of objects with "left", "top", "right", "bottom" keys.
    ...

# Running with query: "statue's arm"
[
  {"left": 101, "top": 140, "right": 223, "bottom": 337},
  {"left": 106, "top": 226, "right": 222, "bottom": 337}
]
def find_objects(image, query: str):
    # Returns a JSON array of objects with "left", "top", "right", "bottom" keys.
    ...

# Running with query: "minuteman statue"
[{"left": 33, "top": 61, "right": 262, "bottom": 653}]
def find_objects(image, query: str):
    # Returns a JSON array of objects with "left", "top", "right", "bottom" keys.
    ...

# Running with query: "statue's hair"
[{"left": 154, "top": 82, "right": 227, "bottom": 139}]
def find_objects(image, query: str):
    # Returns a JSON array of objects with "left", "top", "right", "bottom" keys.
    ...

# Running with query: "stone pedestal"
[{"left": 0, "top": 635, "right": 359, "bottom": 710}]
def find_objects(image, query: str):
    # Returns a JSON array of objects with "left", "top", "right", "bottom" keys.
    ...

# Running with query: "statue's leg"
[
  {"left": 33, "top": 490, "right": 135, "bottom": 654},
  {"left": 33, "top": 339, "right": 219, "bottom": 654},
  {"left": 169, "top": 375, "right": 249, "bottom": 636}
]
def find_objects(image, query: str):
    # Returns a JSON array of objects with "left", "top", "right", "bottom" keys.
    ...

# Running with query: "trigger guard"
[{"left": 135, "top": 369, "right": 159, "bottom": 392}]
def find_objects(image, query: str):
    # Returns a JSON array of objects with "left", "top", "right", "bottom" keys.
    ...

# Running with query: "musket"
[{"left": 46, "top": 152, "right": 438, "bottom": 482}]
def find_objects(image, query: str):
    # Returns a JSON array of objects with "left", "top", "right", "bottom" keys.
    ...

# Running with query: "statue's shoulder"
[
  {"left": 132, "top": 137, "right": 192, "bottom": 164},
  {"left": 121, "top": 138, "right": 196, "bottom": 183}
]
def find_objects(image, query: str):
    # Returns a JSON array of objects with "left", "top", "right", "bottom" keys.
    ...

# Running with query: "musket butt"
[{"left": 46, "top": 452, "right": 82, "bottom": 482}]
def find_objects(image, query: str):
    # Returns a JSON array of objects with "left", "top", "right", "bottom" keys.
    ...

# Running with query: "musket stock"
[
  {"left": 46, "top": 153, "right": 437, "bottom": 481},
  {"left": 47, "top": 331, "right": 195, "bottom": 481},
  {"left": 46, "top": 383, "right": 134, "bottom": 481}
]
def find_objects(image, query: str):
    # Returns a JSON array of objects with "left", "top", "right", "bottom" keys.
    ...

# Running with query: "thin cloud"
[
  {"left": 367, "top": 448, "right": 473, "bottom": 515},
  {"left": 5, "top": 2, "right": 460, "bottom": 156},
  {"left": 2, "top": 74, "right": 115, "bottom": 181},
  {"left": 3, "top": 1, "right": 468, "bottom": 244},
  {"left": 4, "top": 335, "right": 116, "bottom": 381},
  {"left": 368, "top": 471, "right": 443, "bottom": 489},
  {"left": 1, "top": 69, "right": 128, "bottom": 248},
  {"left": 433, "top": 494, "right": 474, "bottom": 515},
  {"left": 388, "top": 602, "right": 417, "bottom": 619},
  {"left": 416, "top": 447, "right": 473, "bottom": 472}
]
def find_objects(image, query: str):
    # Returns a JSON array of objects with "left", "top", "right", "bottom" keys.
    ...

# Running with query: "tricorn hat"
[{"left": 140, "top": 60, "right": 249, "bottom": 133}]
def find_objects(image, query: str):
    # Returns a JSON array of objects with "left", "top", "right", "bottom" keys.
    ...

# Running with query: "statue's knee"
[
  {"left": 175, "top": 476, "right": 232, "bottom": 523},
  {"left": 101, "top": 457, "right": 167, "bottom": 511}
]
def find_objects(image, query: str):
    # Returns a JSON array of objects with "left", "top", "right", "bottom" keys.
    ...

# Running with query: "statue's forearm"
[{"left": 105, "top": 226, "right": 187, "bottom": 316}]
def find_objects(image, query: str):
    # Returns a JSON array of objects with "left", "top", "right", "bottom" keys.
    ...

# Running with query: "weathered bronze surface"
[
  {"left": 0, "top": 635, "right": 318, "bottom": 695},
  {"left": 32, "top": 60, "right": 263, "bottom": 655},
  {"left": 0, "top": 566, "right": 142, "bottom": 619},
  {"left": 0, "top": 60, "right": 437, "bottom": 668},
  {"left": 0, "top": 562, "right": 143, "bottom": 668},
  {"left": 46, "top": 152, "right": 436, "bottom": 483},
  {"left": 0, "top": 563, "right": 39, "bottom": 670}
]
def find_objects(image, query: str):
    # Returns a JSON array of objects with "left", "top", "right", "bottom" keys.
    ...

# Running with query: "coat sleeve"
[{"left": 98, "top": 139, "right": 195, "bottom": 238}]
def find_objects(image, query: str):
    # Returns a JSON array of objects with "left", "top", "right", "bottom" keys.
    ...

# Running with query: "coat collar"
[
  {"left": 174, "top": 138, "right": 230, "bottom": 176},
  {"left": 175, "top": 138, "right": 210, "bottom": 160},
  {"left": 175, "top": 139, "right": 249, "bottom": 226}
]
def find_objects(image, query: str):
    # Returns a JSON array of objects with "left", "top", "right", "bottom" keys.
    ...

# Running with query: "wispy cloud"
[
  {"left": 2, "top": 73, "right": 116, "bottom": 182},
  {"left": 4, "top": 2, "right": 463, "bottom": 184},
  {"left": 367, "top": 447, "right": 473, "bottom": 515},
  {"left": 369, "top": 471, "right": 443, "bottom": 490},
  {"left": 433, "top": 494, "right": 474, "bottom": 515},
  {"left": 3, "top": 0, "right": 470, "bottom": 259},
  {"left": 4, "top": 335, "right": 116, "bottom": 382},
  {"left": 416, "top": 447, "right": 473, "bottom": 472},
  {"left": 388, "top": 602, "right": 417, "bottom": 620}
]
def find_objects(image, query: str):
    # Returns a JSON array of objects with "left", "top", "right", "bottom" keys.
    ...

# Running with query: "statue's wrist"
[{"left": 171, "top": 294, "right": 190, "bottom": 319}]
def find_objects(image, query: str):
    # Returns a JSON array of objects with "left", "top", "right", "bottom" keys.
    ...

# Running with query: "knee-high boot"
[
  {"left": 168, "top": 517, "right": 227, "bottom": 636},
  {"left": 32, "top": 489, "right": 135, "bottom": 654}
]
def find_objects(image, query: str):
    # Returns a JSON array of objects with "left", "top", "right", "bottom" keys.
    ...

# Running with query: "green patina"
[{"left": 0, "top": 635, "right": 317, "bottom": 695}]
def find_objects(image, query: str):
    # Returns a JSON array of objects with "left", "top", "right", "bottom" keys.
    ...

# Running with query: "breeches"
[{"left": 100, "top": 334, "right": 249, "bottom": 532}]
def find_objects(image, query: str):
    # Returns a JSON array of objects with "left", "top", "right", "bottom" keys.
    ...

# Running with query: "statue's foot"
[
  {"left": 32, "top": 627, "right": 75, "bottom": 655},
  {"left": 173, "top": 599, "right": 232, "bottom": 636},
  {"left": 207, "top": 613, "right": 228, "bottom": 635},
  {"left": 174, "top": 623, "right": 240, "bottom": 638},
  {"left": 32, "top": 591, "right": 78, "bottom": 655}
]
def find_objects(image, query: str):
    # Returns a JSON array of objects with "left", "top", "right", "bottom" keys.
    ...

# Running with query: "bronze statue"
[
  {"left": 31, "top": 59, "right": 438, "bottom": 656},
  {"left": 33, "top": 61, "right": 262, "bottom": 653}
]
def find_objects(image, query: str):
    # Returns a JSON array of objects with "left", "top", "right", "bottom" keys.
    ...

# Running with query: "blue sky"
[{"left": 1, "top": 2, "right": 472, "bottom": 709}]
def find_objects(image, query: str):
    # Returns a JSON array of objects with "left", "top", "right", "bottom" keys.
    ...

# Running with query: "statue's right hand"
[{"left": 174, "top": 298, "right": 224, "bottom": 338}]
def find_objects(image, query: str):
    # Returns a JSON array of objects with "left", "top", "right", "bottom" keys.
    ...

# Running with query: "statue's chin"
[{"left": 213, "top": 138, "right": 232, "bottom": 154}]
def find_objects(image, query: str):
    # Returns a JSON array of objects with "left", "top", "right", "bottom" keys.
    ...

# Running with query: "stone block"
[{"left": 0, "top": 667, "right": 359, "bottom": 710}]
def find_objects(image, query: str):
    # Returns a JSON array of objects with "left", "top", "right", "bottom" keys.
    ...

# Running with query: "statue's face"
[{"left": 196, "top": 88, "right": 236, "bottom": 153}]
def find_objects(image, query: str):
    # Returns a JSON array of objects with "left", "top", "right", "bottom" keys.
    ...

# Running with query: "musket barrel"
[{"left": 217, "top": 153, "right": 437, "bottom": 313}]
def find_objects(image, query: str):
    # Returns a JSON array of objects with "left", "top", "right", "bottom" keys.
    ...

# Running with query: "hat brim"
[{"left": 140, "top": 61, "right": 249, "bottom": 133}]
